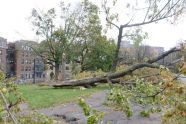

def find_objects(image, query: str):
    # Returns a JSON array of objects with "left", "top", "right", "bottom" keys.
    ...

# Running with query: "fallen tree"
[
  {"left": 48, "top": 47, "right": 181, "bottom": 88},
  {"left": 51, "top": 63, "right": 160, "bottom": 88}
]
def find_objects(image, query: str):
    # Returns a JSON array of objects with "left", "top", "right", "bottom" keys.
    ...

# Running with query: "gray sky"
[{"left": 0, "top": 0, "right": 186, "bottom": 50}]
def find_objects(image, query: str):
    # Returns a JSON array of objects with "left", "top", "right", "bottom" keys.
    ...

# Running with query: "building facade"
[
  {"left": 120, "top": 41, "right": 164, "bottom": 64},
  {"left": 120, "top": 41, "right": 164, "bottom": 57},
  {"left": 0, "top": 36, "right": 73, "bottom": 82},
  {"left": 7, "top": 43, "right": 16, "bottom": 76},
  {"left": 6, "top": 40, "right": 46, "bottom": 82},
  {"left": 0, "top": 37, "right": 8, "bottom": 71}
]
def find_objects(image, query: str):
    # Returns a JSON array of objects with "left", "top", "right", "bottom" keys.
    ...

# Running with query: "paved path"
[
  {"left": 178, "top": 74, "right": 186, "bottom": 83},
  {"left": 20, "top": 90, "right": 161, "bottom": 124}
]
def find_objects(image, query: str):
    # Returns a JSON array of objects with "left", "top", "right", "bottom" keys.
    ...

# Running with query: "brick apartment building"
[
  {"left": 0, "top": 37, "right": 71, "bottom": 82},
  {"left": 9, "top": 40, "right": 46, "bottom": 82},
  {"left": 7, "top": 43, "right": 16, "bottom": 76},
  {"left": 0, "top": 37, "right": 8, "bottom": 71}
]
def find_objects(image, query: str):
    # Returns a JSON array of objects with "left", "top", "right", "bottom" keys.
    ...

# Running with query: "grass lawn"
[{"left": 18, "top": 84, "right": 109, "bottom": 109}]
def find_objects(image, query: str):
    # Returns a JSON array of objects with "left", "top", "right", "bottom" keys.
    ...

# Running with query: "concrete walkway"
[{"left": 20, "top": 90, "right": 161, "bottom": 124}]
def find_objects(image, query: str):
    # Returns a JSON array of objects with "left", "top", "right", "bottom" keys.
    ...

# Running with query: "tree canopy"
[{"left": 30, "top": 0, "right": 116, "bottom": 79}]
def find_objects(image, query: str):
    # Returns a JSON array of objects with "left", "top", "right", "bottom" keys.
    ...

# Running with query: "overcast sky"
[{"left": 0, "top": 0, "right": 186, "bottom": 50}]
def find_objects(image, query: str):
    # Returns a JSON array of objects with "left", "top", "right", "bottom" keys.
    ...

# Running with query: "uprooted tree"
[{"left": 50, "top": 47, "right": 182, "bottom": 87}]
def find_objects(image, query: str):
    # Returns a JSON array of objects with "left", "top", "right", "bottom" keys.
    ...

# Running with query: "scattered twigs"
[
  {"left": 106, "top": 75, "right": 113, "bottom": 88},
  {"left": 8, "top": 101, "right": 19, "bottom": 109},
  {"left": 136, "top": 72, "right": 182, "bottom": 98},
  {"left": 121, "top": 73, "right": 161, "bottom": 85},
  {"left": 140, "top": 73, "right": 161, "bottom": 78},
  {"left": 136, "top": 87, "right": 166, "bottom": 98}
]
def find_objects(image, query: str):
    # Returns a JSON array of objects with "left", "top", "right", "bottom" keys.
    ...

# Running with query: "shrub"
[{"left": 0, "top": 70, "right": 54, "bottom": 123}]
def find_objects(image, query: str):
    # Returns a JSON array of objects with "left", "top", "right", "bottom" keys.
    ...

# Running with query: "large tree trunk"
[
  {"left": 55, "top": 63, "right": 60, "bottom": 80},
  {"left": 48, "top": 47, "right": 180, "bottom": 88},
  {"left": 110, "top": 26, "right": 123, "bottom": 72}
]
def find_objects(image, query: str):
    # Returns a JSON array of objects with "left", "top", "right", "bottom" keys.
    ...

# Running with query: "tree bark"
[
  {"left": 110, "top": 26, "right": 123, "bottom": 72},
  {"left": 55, "top": 63, "right": 60, "bottom": 80}
]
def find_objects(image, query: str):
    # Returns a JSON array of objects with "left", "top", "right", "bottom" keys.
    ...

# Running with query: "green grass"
[{"left": 18, "top": 84, "right": 109, "bottom": 109}]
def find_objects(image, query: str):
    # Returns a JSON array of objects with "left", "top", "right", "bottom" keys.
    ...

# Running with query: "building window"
[
  {"left": 9, "top": 53, "right": 14, "bottom": 58},
  {"left": 23, "top": 46, "right": 31, "bottom": 51},
  {"left": 25, "top": 60, "right": 28, "bottom": 64},
  {"left": 28, "top": 67, "right": 31, "bottom": 71},
  {"left": 25, "top": 74, "right": 27, "bottom": 79},
  {"left": 25, "top": 52, "right": 28, "bottom": 57},
  {"left": 9, "top": 60, "right": 14, "bottom": 64},
  {"left": 26, "top": 67, "right": 31, "bottom": 71},
  {"left": 36, "top": 73, "right": 42, "bottom": 78},
  {"left": 27, "top": 74, "right": 30, "bottom": 79},
  {"left": 0, "top": 50, "right": 2, "bottom": 55},
  {"left": 21, "top": 74, "right": 24, "bottom": 79},
  {"left": 25, "top": 67, "right": 28, "bottom": 71}
]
